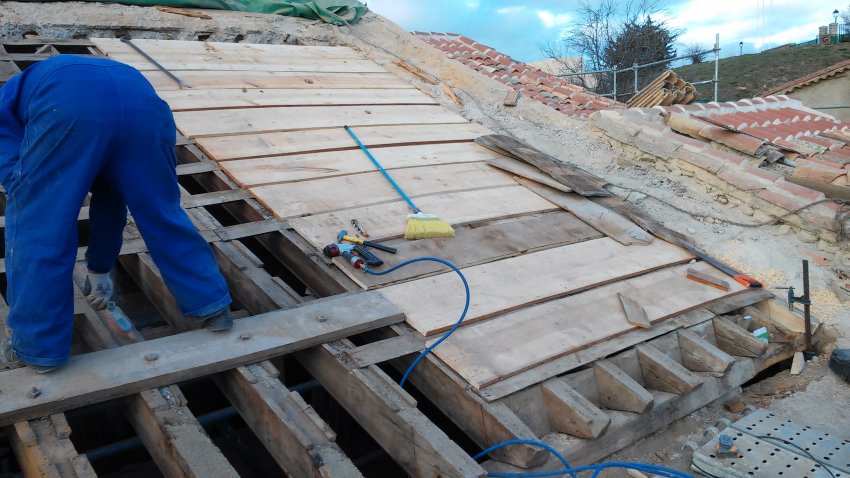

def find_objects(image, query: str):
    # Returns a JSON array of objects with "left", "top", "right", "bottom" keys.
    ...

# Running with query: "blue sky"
[{"left": 366, "top": 0, "right": 841, "bottom": 62}]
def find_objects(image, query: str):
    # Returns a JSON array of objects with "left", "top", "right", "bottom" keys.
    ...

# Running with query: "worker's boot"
[
  {"left": 1, "top": 337, "right": 60, "bottom": 374},
  {"left": 196, "top": 308, "right": 233, "bottom": 332},
  {"left": 83, "top": 271, "right": 113, "bottom": 310}
]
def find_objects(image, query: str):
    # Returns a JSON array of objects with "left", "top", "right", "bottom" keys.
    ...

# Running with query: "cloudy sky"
[{"left": 366, "top": 0, "right": 841, "bottom": 62}]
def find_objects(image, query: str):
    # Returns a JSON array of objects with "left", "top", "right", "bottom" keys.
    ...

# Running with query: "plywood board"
[
  {"left": 381, "top": 237, "right": 695, "bottom": 336},
  {"left": 286, "top": 185, "right": 559, "bottom": 248},
  {"left": 433, "top": 261, "right": 747, "bottom": 389},
  {"left": 174, "top": 105, "right": 468, "bottom": 137},
  {"left": 197, "top": 123, "right": 492, "bottom": 160},
  {"left": 91, "top": 38, "right": 363, "bottom": 60},
  {"left": 142, "top": 71, "right": 413, "bottom": 91},
  {"left": 159, "top": 88, "right": 437, "bottom": 111},
  {"left": 219, "top": 142, "right": 505, "bottom": 186},
  {"left": 251, "top": 162, "right": 515, "bottom": 218},
  {"left": 341, "top": 212, "right": 604, "bottom": 290},
  {"left": 108, "top": 54, "right": 387, "bottom": 73}
]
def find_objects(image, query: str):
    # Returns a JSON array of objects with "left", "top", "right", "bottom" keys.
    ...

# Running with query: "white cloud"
[
  {"left": 465, "top": 0, "right": 480, "bottom": 8},
  {"left": 496, "top": 6, "right": 526, "bottom": 15},
  {"left": 537, "top": 10, "right": 570, "bottom": 29}
]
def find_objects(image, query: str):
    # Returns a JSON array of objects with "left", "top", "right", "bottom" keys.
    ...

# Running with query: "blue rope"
[
  {"left": 472, "top": 439, "right": 694, "bottom": 478},
  {"left": 364, "top": 256, "right": 469, "bottom": 387},
  {"left": 345, "top": 125, "right": 421, "bottom": 214}
]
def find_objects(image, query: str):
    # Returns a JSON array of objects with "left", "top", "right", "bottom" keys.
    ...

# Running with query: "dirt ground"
[{"left": 2, "top": 3, "right": 849, "bottom": 476}]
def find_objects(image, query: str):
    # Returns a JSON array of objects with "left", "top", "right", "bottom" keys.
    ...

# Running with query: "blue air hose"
[
  {"left": 363, "top": 256, "right": 469, "bottom": 387},
  {"left": 364, "top": 261, "right": 692, "bottom": 478}
]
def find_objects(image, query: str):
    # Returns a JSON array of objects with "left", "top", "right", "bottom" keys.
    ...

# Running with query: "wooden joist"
[
  {"left": 592, "top": 360, "right": 654, "bottom": 413},
  {"left": 542, "top": 379, "right": 610, "bottom": 439},
  {"left": 677, "top": 329, "right": 736, "bottom": 375},
  {"left": 712, "top": 317, "right": 769, "bottom": 357},
  {"left": 636, "top": 344, "right": 703, "bottom": 394},
  {"left": 9, "top": 417, "right": 96, "bottom": 478}
]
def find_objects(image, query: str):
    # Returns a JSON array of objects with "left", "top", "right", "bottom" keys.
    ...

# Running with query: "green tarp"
[{"left": 82, "top": 0, "right": 368, "bottom": 25}]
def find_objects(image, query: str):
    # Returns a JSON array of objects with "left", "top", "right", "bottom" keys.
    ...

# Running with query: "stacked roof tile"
[{"left": 413, "top": 31, "right": 624, "bottom": 117}]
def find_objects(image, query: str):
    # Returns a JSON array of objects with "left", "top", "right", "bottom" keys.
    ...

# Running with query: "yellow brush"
[{"left": 345, "top": 126, "right": 454, "bottom": 240}]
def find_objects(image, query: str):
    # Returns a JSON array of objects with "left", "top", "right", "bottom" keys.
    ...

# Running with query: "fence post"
[
  {"left": 713, "top": 33, "right": 720, "bottom": 102},
  {"left": 633, "top": 63, "right": 639, "bottom": 94},
  {"left": 613, "top": 67, "right": 618, "bottom": 101}
]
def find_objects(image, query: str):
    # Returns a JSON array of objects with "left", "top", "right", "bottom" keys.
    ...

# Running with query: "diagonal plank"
[
  {"left": 434, "top": 261, "right": 747, "bottom": 389},
  {"left": 197, "top": 123, "right": 492, "bottom": 160},
  {"left": 108, "top": 56, "right": 387, "bottom": 73},
  {"left": 160, "top": 88, "right": 438, "bottom": 111},
  {"left": 143, "top": 70, "right": 413, "bottom": 91},
  {"left": 0, "top": 291, "right": 403, "bottom": 427},
  {"left": 251, "top": 162, "right": 515, "bottom": 217},
  {"left": 174, "top": 105, "right": 469, "bottom": 138},
  {"left": 219, "top": 142, "right": 503, "bottom": 186},
  {"left": 382, "top": 237, "right": 694, "bottom": 336},
  {"left": 286, "top": 185, "right": 558, "bottom": 249}
]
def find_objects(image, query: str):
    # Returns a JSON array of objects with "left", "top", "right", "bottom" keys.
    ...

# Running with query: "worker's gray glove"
[{"left": 83, "top": 272, "right": 113, "bottom": 310}]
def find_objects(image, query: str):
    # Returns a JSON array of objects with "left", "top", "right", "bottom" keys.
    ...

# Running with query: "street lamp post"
[
  {"left": 739, "top": 41, "right": 743, "bottom": 55},
  {"left": 834, "top": 9, "right": 840, "bottom": 24}
]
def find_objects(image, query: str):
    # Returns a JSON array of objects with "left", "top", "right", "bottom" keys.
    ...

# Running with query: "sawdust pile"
[
  {"left": 716, "top": 254, "right": 789, "bottom": 289},
  {"left": 809, "top": 288, "right": 844, "bottom": 322}
]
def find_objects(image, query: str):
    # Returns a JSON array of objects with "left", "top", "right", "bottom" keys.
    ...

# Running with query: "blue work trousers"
[{"left": 5, "top": 61, "right": 231, "bottom": 367}]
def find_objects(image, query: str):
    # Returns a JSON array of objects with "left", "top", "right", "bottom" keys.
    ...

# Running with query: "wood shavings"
[
  {"left": 810, "top": 288, "right": 843, "bottom": 322},
  {"left": 715, "top": 254, "right": 788, "bottom": 289}
]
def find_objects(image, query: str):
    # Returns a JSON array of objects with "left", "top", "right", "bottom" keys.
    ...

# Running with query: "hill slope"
[{"left": 674, "top": 43, "right": 850, "bottom": 102}]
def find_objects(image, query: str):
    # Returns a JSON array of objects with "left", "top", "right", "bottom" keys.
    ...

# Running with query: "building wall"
[{"left": 790, "top": 71, "right": 850, "bottom": 121}]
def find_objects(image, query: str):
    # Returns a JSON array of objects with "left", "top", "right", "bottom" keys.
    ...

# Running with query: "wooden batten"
[
  {"left": 712, "top": 317, "right": 769, "bottom": 357},
  {"left": 542, "top": 379, "right": 611, "bottom": 439},
  {"left": 592, "top": 360, "right": 654, "bottom": 413},
  {"left": 677, "top": 329, "right": 736, "bottom": 376},
  {"left": 636, "top": 344, "right": 704, "bottom": 394}
]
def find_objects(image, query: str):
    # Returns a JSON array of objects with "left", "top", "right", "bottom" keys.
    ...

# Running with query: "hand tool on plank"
[
  {"left": 322, "top": 243, "right": 383, "bottom": 268},
  {"left": 686, "top": 267, "right": 731, "bottom": 291},
  {"left": 120, "top": 35, "right": 186, "bottom": 90},
  {"left": 345, "top": 125, "right": 454, "bottom": 240},
  {"left": 680, "top": 244, "right": 762, "bottom": 288},
  {"left": 337, "top": 230, "right": 397, "bottom": 254}
]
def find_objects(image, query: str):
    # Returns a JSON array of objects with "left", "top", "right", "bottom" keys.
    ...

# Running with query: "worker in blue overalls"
[{"left": 0, "top": 55, "right": 233, "bottom": 373}]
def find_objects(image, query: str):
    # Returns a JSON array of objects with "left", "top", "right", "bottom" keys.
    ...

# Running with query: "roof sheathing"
[{"left": 413, "top": 31, "right": 624, "bottom": 117}]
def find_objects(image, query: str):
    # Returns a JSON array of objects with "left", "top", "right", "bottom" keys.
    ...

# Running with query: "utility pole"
[{"left": 739, "top": 41, "right": 743, "bottom": 55}]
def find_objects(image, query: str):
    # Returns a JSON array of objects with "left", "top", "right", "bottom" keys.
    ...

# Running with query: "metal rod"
[
  {"left": 809, "top": 105, "right": 850, "bottom": 109},
  {"left": 802, "top": 259, "right": 813, "bottom": 354},
  {"left": 713, "top": 33, "right": 720, "bottom": 102},
  {"left": 633, "top": 62, "right": 639, "bottom": 94},
  {"left": 612, "top": 67, "right": 617, "bottom": 101},
  {"left": 119, "top": 35, "right": 186, "bottom": 90},
  {"left": 690, "top": 79, "right": 715, "bottom": 86}
]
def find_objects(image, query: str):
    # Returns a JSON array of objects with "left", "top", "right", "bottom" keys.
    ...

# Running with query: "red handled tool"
[{"left": 682, "top": 244, "right": 762, "bottom": 288}]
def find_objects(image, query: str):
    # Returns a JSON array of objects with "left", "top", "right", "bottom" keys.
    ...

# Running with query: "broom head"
[{"left": 404, "top": 212, "right": 455, "bottom": 240}]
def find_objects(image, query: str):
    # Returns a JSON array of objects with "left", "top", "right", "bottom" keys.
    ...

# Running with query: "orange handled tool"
[{"left": 682, "top": 244, "right": 762, "bottom": 288}]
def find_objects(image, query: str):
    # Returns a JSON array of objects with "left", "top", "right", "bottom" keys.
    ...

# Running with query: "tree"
[
  {"left": 538, "top": 0, "right": 679, "bottom": 101},
  {"left": 684, "top": 43, "right": 707, "bottom": 64},
  {"left": 842, "top": 4, "right": 850, "bottom": 24}
]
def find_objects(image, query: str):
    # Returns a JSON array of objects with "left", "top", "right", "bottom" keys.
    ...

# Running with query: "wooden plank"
[
  {"left": 286, "top": 185, "right": 558, "bottom": 249},
  {"left": 297, "top": 340, "right": 487, "bottom": 477},
  {"left": 111, "top": 54, "right": 387, "bottom": 73},
  {"left": 592, "top": 360, "right": 654, "bottom": 413},
  {"left": 91, "top": 38, "right": 364, "bottom": 59},
  {"left": 713, "top": 317, "right": 769, "bottom": 357},
  {"left": 431, "top": 261, "right": 746, "bottom": 389},
  {"left": 479, "top": 308, "right": 716, "bottom": 401},
  {"left": 0, "top": 291, "right": 404, "bottom": 427},
  {"left": 785, "top": 176, "right": 850, "bottom": 200},
  {"left": 174, "top": 105, "right": 469, "bottom": 138},
  {"left": 518, "top": 178, "right": 654, "bottom": 245},
  {"left": 542, "top": 379, "right": 610, "bottom": 439},
  {"left": 142, "top": 70, "right": 413, "bottom": 91},
  {"left": 635, "top": 344, "right": 703, "bottom": 394},
  {"left": 197, "top": 123, "right": 492, "bottom": 160},
  {"left": 686, "top": 267, "right": 731, "bottom": 291},
  {"left": 218, "top": 141, "right": 502, "bottom": 187},
  {"left": 487, "top": 157, "right": 572, "bottom": 193},
  {"left": 346, "top": 333, "right": 425, "bottom": 368},
  {"left": 251, "top": 162, "right": 516, "bottom": 218},
  {"left": 677, "top": 329, "right": 736, "bottom": 375},
  {"left": 383, "top": 237, "right": 694, "bottom": 337},
  {"left": 474, "top": 134, "right": 610, "bottom": 196},
  {"left": 619, "top": 292, "right": 651, "bottom": 329},
  {"left": 214, "top": 363, "right": 362, "bottom": 477},
  {"left": 9, "top": 418, "right": 96, "bottom": 478},
  {"left": 160, "top": 88, "right": 437, "bottom": 111},
  {"left": 344, "top": 212, "right": 603, "bottom": 290},
  {"left": 389, "top": 352, "right": 548, "bottom": 469}
]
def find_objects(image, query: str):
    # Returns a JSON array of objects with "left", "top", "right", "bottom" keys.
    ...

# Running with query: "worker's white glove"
[{"left": 84, "top": 271, "right": 113, "bottom": 310}]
